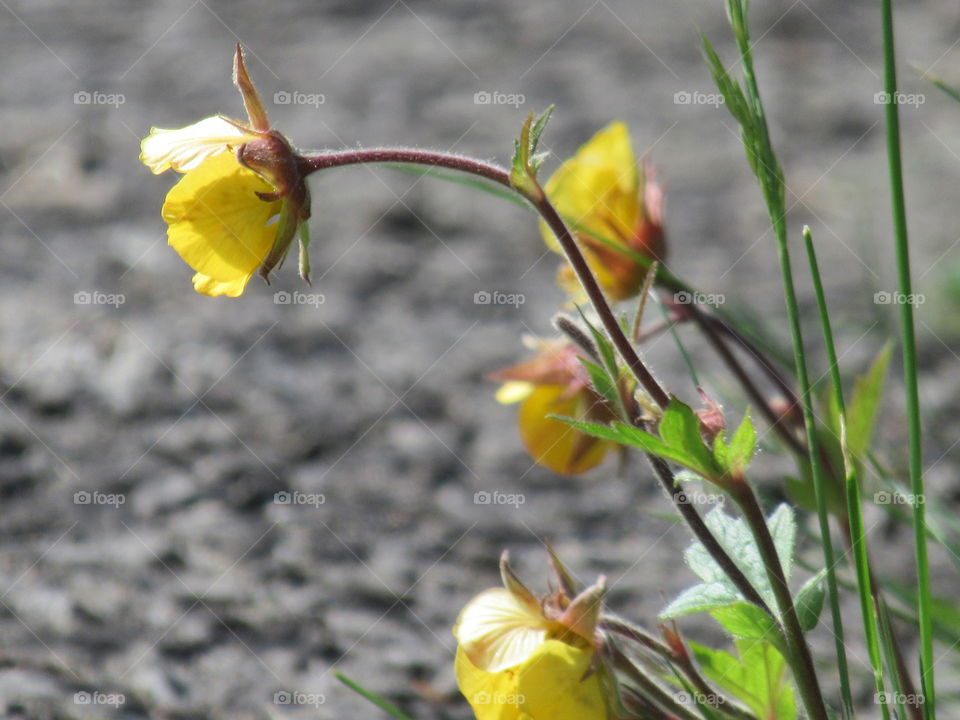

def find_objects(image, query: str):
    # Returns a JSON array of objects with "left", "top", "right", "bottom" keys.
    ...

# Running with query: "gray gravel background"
[{"left": 2, "top": 1, "right": 960, "bottom": 718}]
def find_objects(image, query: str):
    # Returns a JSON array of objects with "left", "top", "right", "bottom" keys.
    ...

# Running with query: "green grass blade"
[
  {"left": 803, "top": 227, "right": 882, "bottom": 720},
  {"left": 334, "top": 672, "right": 420, "bottom": 720},
  {"left": 880, "top": 1, "right": 934, "bottom": 716}
]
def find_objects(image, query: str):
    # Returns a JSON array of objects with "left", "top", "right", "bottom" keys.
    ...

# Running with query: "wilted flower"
[
  {"left": 453, "top": 552, "right": 610, "bottom": 720},
  {"left": 140, "top": 45, "right": 310, "bottom": 296},
  {"left": 490, "top": 336, "right": 621, "bottom": 475},
  {"left": 540, "top": 122, "right": 666, "bottom": 301}
]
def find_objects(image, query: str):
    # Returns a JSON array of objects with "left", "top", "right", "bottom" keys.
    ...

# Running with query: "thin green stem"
[
  {"left": 881, "top": 2, "right": 934, "bottom": 716},
  {"left": 729, "top": 481, "right": 828, "bottom": 720},
  {"left": 804, "top": 227, "right": 881, "bottom": 720}
]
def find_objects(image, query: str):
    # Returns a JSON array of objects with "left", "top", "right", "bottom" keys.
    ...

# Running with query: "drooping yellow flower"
[
  {"left": 490, "top": 337, "right": 619, "bottom": 475},
  {"left": 140, "top": 45, "right": 310, "bottom": 297},
  {"left": 540, "top": 122, "right": 666, "bottom": 301},
  {"left": 159, "top": 152, "right": 283, "bottom": 297},
  {"left": 453, "top": 554, "right": 610, "bottom": 720}
]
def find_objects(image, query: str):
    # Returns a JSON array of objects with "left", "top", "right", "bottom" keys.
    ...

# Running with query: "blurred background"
[{"left": 2, "top": 0, "right": 960, "bottom": 717}]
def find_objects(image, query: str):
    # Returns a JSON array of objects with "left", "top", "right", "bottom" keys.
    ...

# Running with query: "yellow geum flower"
[
  {"left": 490, "top": 337, "right": 619, "bottom": 475},
  {"left": 540, "top": 122, "right": 666, "bottom": 301},
  {"left": 453, "top": 553, "right": 609, "bottom": 720},
  {"left": 140, "top": 45, "right": 310, "bottom": 297}
]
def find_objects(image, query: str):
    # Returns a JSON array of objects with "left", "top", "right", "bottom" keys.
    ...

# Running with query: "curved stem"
[
  {"left": 300, "top": 145, "right": 775, "bottom": 619},
  {"left": 300, "top": 148, "right": 670, "bottom": 408}
]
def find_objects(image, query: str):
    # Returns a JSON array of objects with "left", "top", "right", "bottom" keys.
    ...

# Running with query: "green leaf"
[
  {"left": 557, "top": 398, "right": 727, "bottom": 483},
  {"left": 767, "top": 503, "right": 797, "bottom": 585},
  {"left": 556, "top": 417, "right": 719, "bottom": 480},
  {"left": 659, "top": 504, "right": 796, "bottom": 625},
  {"left": 795, "top": 570, "right": 827, "bottom": 633},
  {"left": 844, "top": 343, "right": 892, "bottom": 458},
  {"left": 661, "top": 582, "right": 741, "bottom": 619},
  {"left": 510, "top": 107, "right": 554, "bottom": 196},
  {"left": 690, "top": 639, "right": 796, "bottom": 720},
  {"left": 711, "top": 602, "right": 787, "bottom": 658},
  {"left": 658, "top": 398, "right": 724, "bottom": 480},
  {"left": 713, "top": 413, "right": 756, "bottom": 476},
  {"left": 580, "top": 359, "right": 622, "bottom": 414}
]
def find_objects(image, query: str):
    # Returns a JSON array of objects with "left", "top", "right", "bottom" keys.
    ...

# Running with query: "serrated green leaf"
[
  {"left": 728, "top": 413, "right": 756, "bottom": 468},
  {"left": 659, "top": 398, "right": 724, "bottom": 481},
  {"left": 711, "top": 602, "right": 787, "bottom": 658},
  {"left": 510, "top": 107, "right": 554, "bottom": 197},
  {"left": 713, "top": 413, "right": 756, "bottom": 477},
  {"left": 682, "top": 505, "right": 795, "bottom": 613},
  {"left": 661, "top": 582, "right": 741, "bottom": 619},
  {"left": 528, "top": 104, "right": 555, "bottom": 155},
  {"left": 767, "top": 504, "right": 796, "bottom": 584},
  {"left": 795, "top": 570, "right": 827, "bottom": 633},
  {"left": 690, "top": 639, "right": 796, "bottom": 720}
]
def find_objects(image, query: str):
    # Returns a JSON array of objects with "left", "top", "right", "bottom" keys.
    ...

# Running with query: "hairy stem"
[{"left": 729, "top": 481, "right": 828, "bottom": 720}]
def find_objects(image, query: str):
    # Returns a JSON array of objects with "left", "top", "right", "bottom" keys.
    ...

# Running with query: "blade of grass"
[
  {"left": 880, "top": 2, "right": 934, "bottom": 716},
  {"left": 704, "top": 4, "right": 831, "bottom": 718},
  {"left": 334, "top": 672, "right": 420, "bottom": 720},
  {"left": 803, "top": 226, "right": 882, "bottom": 720}
]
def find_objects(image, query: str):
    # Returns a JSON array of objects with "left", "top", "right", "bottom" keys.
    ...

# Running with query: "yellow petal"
[
  {"left": 141, "top": 116, "right": 251, "bottom": 174},
  {"left": 515, "top": 640, "right": 607, "bottom": 720},
  {"left": 518, "top": 385, "right": 611, "bottom": 475},
  {"left": 191, "top": 272, "right": 251, "bottom": 298},
  {"left": 454, "top": 641, "right": 607, "bottom": 720},
  {"left": 454, "top": 588, "right": 552, "bottom": 674},
  {"left": 162, "top": 152, "right": 282, "bottom": 292},
  {"left": 455, "top": 645, "right": 520, "bottom": 720},
  {"left": 539, "top": 122, "right": 639, "bottom": 255},
  {"left": 496, "top": 381, "right": 535, "bottom": 405}
]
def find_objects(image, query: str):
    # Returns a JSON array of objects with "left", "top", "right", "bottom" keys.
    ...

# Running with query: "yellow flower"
[
  {"left": 453, "top": 554, "right": 609, "bottom": 720},
  {"left": 490, "top": 337, "right": 619, "bottom": 475},
  {"left": 540, "top": 122, "right": 666, "bottom": 301},
  {"left": 159, "top": 152, "right": 283, "bottom": 297},
  {"left": 140, "top": 45, "right": 310, "bottom": 297}
]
